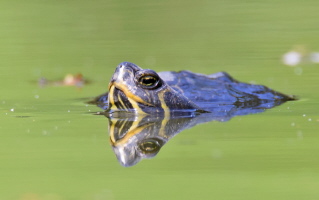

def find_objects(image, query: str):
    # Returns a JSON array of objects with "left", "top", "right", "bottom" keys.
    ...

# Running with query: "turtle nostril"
[{"left": 118, "top": 62, "right": 130, "bottom": 68}]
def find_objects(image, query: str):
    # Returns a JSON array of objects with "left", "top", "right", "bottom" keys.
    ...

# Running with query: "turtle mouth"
[
  {"left": 108, "top": 84, "right": 134, "bottom": 112},
  {"left": 108, "top": 81, "right": 154, "bottom": 109}
]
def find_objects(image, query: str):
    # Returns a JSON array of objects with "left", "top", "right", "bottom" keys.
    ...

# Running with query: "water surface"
[{"left": 1, "top": 0, "right": 319, "bottom": 199}]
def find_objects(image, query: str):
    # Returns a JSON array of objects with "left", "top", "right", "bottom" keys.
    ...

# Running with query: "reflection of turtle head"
[
  {"left": 107, "top": 62, "right": 200, "bottom": 115},
  {"left": 111, "top": 137, "right": 165, "bottom": 167},
  {"left": 109, "top": 116, "right": 168, "bottom": 167},
  {"left": 108, "top": 113, "right": 201, "bottom": 167}
]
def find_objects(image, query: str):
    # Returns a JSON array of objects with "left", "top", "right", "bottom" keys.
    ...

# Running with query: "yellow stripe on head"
[
  {"left": 127, "top": 96, "right": 147, "bottom": 115},
  {"left": 113, "top": 82, "right": 153, "bottom": 107},
  {"left": 158, "top": 90, "right": 170, "bottom": 137},
  {"left": 158, "top": 90, "right": 170, "bottom": 119},
  {"left": 117, "top": 92, "right": 127, "bottom": 111},
  {"left": 108, "top": 85, "right": 117, "bottom": 110}
]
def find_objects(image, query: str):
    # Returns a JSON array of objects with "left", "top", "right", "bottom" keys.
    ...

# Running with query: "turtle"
[{"left": 91, "top": 62, "right": 295, "bottom": 116}]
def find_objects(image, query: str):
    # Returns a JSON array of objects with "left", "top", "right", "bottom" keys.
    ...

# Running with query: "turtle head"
[{"left": 107, "top": 62, "right": 200, "bottom": 115}]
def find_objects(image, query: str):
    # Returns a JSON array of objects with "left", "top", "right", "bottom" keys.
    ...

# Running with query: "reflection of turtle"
[
  {"left": 108, "top": 110, "right": 253, "bottom": 167},
  {"left": 91, "top": 62, "right": 295, "bottom": 115},
  {"left": 108, "top": 115, "right": 194, "bottom": 167}
]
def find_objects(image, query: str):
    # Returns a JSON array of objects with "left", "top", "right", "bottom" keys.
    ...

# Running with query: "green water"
[{"left": 1, "top": 0, "right": 319, "bottom": 199}]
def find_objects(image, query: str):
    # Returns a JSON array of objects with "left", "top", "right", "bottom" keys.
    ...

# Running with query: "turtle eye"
[
  {"left": 137, "top": 138, "right": 163, "bottom": 155},
  {"left": 138, "top": 75, "right": 161, "bottom": 89},
  {"left": 136, "top": 70, "right": 162, "bottom": 89},
  {"left": 138, "top": 140, "right": 160, "bottom": 153},
  {"left": 139, "top": 75, "right": 158, "bottom": 86}
]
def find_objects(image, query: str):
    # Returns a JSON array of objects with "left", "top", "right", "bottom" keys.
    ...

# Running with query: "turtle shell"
[{"left": 159, "top": 70, "right": 294, "bottom": 111}]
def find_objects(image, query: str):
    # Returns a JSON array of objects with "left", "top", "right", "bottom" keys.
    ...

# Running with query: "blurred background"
[{"left": 1, "top": 0, "right": 319, "bottom": 199}]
